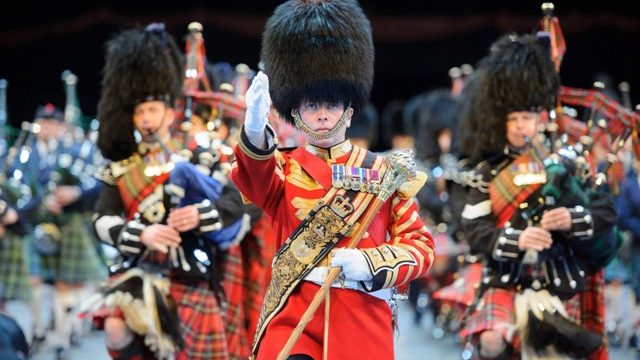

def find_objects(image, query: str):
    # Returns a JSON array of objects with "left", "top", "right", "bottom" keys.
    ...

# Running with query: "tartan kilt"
[
  {"left": 0, "top": 233, "right": 32, "bottom": 302},
  {"left": 433, "top": 262, "right": 483, "bottom": 307},
  {"left": 172, "top": 281, "right": 229, "bottom": 360},
  {"left": 564, "top": 270, "right": 607, "bottom": 360},
  {"left": 223, "top": 244, "right": 250, "bottom": 359},
  {"left": 459, "top": 287, "right": 521, "bottom": 350},
  {"left": 40, "top": 212, "right": 107, "bottom": 284}
]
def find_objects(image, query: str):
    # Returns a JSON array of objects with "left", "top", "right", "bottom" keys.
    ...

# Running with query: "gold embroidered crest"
[{"left": 252, "top": 194, "right": 359, "bottom": 354}]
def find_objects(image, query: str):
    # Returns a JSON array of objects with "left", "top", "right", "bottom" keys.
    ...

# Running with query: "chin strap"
[{"left": 291, "top": 106, "right": 351, "bottom": 141}]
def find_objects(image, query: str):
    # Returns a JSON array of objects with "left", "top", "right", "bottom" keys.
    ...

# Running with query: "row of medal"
[{"left": 331, "top": 164, "right": 381, "bottom": 194}]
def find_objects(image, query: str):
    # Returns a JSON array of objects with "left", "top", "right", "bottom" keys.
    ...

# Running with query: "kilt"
[
  {"left": 172, "top": 281, "right": 229, "bottom": 360},
  {"left": 39, "top": 213, "right": 107, "bottom": 284},
  {"left": 223, "top": 245, "right": 250, "bottom": 359},
  {"left": 88, "top": 272, "right": 229, "bottom": 359},
  {"left": 433, "top": 262, "right": 483, "bottom": 307},
  {"left": 0, "top": 233, "right": 32, "bottom": 302},
  {"left": 565, "top": 270, "right": 607, "bottom": 360},
  {"left": 459, "top": 287, "right": 520, "bottom": 350}
]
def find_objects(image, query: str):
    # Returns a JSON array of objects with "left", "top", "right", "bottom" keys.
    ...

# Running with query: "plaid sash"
[
  {"left": 116, "top": 156, "right": 171, "bottom": 220},
  {"left": 251, "top": 147, "right": 386, "bottom": 356},
  {"left": 116, "top": 139, "right": 183, "bottom": 220},
  {"left": 489, "top": 149, "right": 546, "bottom": 227}
]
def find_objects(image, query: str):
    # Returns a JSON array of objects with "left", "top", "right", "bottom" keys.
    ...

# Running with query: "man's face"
[
  {"left": 35, "top": 118, "right": 66, "bottom": 142},
  {"left": 297, "top": 100, "right": 352, "bottom": 147},
  {"left": 506, "top": 111, "right": 539, "bottom": 149},
  {"left": 133, "top": 101, "right": 175, "bottom": 141}
]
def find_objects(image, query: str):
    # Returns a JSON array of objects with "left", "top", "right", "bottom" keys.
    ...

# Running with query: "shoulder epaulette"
[
  {"left": 108, "top": 153, "right": 141, "bottom": 179},
  {"left": 95, "top": 164, "right": 116, "bottom": 185},
  {"left": 465, "top": 160, "right": 494, "bottom": 193}
]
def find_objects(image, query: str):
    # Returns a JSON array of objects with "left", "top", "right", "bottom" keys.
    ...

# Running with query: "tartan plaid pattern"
[
  {"left": 560, "top": 86, "right": 640, "bottom": 140},
  {"left": 171, "top": 281, "right": 229, "bottom": 360},
  {"left": 116, "top": 159, "right": 170, "bottom": 220},
  {"left": 564, "top": 270, "right": 607, "bottom": 360},
  {"left": 185, "top": 90, "right": 246, "bottom": 120},
  {"left": 460, "top": 287, "right": 521, "bottom": 350},
  {"left": 223, "top": 245, "right": 250, "bottom": 359},
  {"left": 0, "top": 232, "right": 32, "bottom": 301},
  {"left": 40, "top": 212, "right": 107, "bottom": 284},
  {"left": 241, "top": 217, "right": 276, "bottom": 342},
  {"left": 488, "top": 149, "right": 544, "bottom": 227},
  {"left": 116, "top": 139, "right": 183, "bottom": 220},
  {"left": 432, "top": 262, "right": 483, "bottom": 307}
]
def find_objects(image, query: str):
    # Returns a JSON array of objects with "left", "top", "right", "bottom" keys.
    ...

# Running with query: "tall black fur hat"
[
  {"left": 97, "top": 23, "right": 183, "bottom": 161},
  {"left": 261, "top": 0, "right": 374, "bottom": 124},
  {"left": 459, "top": 33, "right": 559, "bottom": 163},
  {"left": 484, "top": 33, "right": 559, "bottom": 117}
]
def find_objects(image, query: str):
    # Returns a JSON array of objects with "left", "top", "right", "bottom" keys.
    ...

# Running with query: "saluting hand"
[
  {"left": 167, "top": 205, "right": 200, "bottom": 233},
  {"left": 243, "top": 71, "right": 272, "bottom": 149},
  {"left": 518, "top": 226, "right": 553, "bottom": 252},
  {"left": 140, "top": 224, "right": 181, "bottom": 254},
  {"left": 244, "top": 71, "right": 272, "bottom": 133}
]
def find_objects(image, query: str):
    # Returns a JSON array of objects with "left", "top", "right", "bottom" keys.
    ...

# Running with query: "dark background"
[{"left": 1, "top": 1, "right": 639, "bottom": 131}]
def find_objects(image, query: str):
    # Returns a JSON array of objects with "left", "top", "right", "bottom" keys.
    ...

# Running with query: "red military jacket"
[{"left": 231, "top": 127, "right": 434, "bottom": 360}]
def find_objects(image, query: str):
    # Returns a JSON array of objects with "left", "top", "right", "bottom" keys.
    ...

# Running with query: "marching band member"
[
  {"left": 458, "top": 33, "right": 617, "bottom": 359},
  {"left": 25, "top": 103, "right": 106, "bottom": 359},
  {"left": 231, "top": 1, "right": 435, "bottom": 359},
  {"left": 91, "top": 23, "right": 245, "bottom": 359}
]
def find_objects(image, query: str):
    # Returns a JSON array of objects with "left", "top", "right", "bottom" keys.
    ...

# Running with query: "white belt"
[{"left": 303, "top": 266, "right": 392, "bottom": 302}]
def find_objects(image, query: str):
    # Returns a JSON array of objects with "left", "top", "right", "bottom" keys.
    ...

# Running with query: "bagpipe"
[
  {"left": 0, "top": 79, "right": 37, "bottom": 215},
  {"left": 510, "top": 4, "right": 634, "bottom": 358},
  {"left": 540, "top": 0, "right": 639, "bottom": 193},
  {"left": 179, "top": 22, "right": 248, "bottom": 152}
]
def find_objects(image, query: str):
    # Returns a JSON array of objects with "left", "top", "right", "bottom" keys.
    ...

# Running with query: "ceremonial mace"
[{"left": 277, "top": 149, "right": 418, "bottom": 360}]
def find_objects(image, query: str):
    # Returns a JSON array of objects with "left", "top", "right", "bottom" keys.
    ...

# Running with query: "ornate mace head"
[{"left": 386, "top": 149, "right": 417, "bottom": 182}]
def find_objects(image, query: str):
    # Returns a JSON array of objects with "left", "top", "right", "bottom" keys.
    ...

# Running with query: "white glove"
[
  {"left": 244, "top": 71, "right": 272, "bottom": 133},
  {"left": 331, "top": 248, "right": 373, "bottom": 281}
]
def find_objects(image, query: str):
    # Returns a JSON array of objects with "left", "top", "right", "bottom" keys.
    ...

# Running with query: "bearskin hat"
[
  {"left": 97, "top": 23, "right": 183, "bottom": 161},
  {"left": 261, "top": 0, "right": 374, "bottom": 124},
  {"left": 458, "top": 33, "right": 560, "bottom": 163}
]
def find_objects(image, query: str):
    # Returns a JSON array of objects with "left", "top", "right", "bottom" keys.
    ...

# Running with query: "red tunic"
[{"left": 231, "top": 132, "right": 434, "bottom": 359}]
